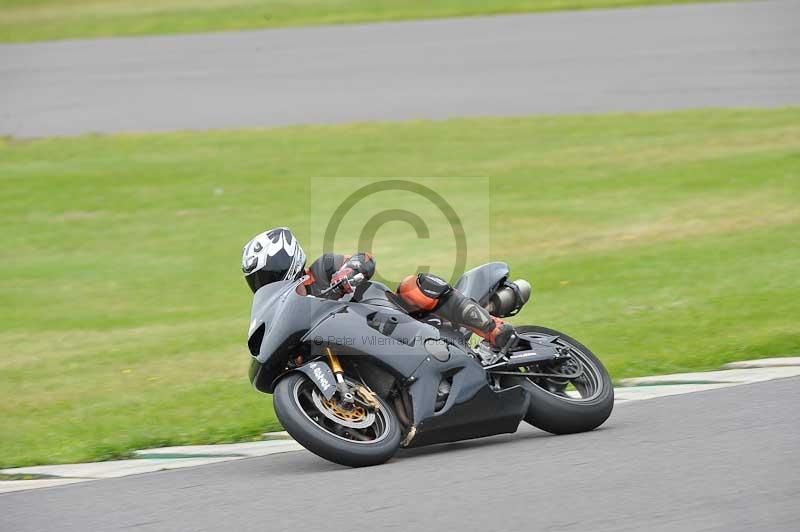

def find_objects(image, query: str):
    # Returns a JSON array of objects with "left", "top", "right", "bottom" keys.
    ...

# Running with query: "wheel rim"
[
  {"left": 518, "top": 332, "right": 606, "bottom": 403},
  {"left": 292, "top": 377, "right": 392, "bottom": 444}
]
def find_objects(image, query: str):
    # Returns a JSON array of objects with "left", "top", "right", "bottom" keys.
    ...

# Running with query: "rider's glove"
[{"left": 330, "top": 267, "right": 359, "bottom": 296}]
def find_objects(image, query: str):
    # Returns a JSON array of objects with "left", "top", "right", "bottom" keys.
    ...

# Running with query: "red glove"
[{"left": 330, "top": 267, "right": 356, "bottom": 294}]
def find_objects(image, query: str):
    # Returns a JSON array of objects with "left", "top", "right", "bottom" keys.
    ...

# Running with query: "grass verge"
[
  {"left": 0, "top": 0, "right": 728, "bottom": 43},
  {"left": 1, "top": 108, "right": 798, "bottom": 467}
]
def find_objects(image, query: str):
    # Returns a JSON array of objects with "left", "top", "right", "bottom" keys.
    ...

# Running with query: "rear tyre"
[
  {"left": 273, "top": 372, "right": 401, "bottom": 467},
  {"left": 506, "top": 326, "right": 614, "bottom": 434}
]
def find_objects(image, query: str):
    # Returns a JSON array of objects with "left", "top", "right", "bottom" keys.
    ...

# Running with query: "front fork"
[{"left": 326, "top": 347, "right": 355, "bottom": 404}]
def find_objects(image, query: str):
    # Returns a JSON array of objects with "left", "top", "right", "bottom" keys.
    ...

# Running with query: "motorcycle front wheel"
[
  {"left": 273, "top": 372, "right": 401, "bottom": 467},
  {"left": 502, "top": 325, "right": 614, "bottom": 435}
]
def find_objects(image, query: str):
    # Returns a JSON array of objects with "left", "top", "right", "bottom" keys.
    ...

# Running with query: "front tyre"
[
  {"left": 511, "top": 326, "right": 614, "bottom": 435},
  {"left": 273, "top": 372, "right": 401, "bottom": 467}
]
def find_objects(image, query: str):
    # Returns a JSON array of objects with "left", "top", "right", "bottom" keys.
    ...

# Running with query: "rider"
[{"left": 242, "top": 227, "right": 516, "bottom": 349}]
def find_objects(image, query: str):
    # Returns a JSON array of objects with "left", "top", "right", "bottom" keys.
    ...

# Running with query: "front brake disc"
[{"left": 311, "top": 389, "right": 376, "bottom": 429}]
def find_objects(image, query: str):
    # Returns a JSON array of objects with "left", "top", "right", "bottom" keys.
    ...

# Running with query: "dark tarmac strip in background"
[
  {"left": 1, "top": 0, "right": 799, "bottom": 137},
  {"left": 2, "top": 377, "right": 798, "bottom": 532}
]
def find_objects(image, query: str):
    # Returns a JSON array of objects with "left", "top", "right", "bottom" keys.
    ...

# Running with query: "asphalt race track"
[
  {"left": 1, "top": 0, "right": 799, "bottom": 137},
  {"left": 2, "top": 378, "right": 798, "bottom": 532}
]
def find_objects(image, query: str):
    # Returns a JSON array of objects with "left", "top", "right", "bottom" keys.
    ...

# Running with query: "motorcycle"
[{"left": 247, "top": 262, "right": 614, "bottom": 467}]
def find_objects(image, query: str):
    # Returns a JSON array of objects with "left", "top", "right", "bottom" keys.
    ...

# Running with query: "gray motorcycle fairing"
[
  {"left": 247, "top": 276, "right": 530, "bottom": 446},
  {"left": 454, "top": 262, "right": 509, "bottom": 305}
]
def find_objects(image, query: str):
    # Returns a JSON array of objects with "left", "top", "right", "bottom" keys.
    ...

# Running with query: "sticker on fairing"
[{"left": 299, "top": 362, "right": 336, "bottom": 399}]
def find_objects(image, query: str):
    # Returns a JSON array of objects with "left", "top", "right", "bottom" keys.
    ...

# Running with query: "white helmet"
[{"left": 242, "top": 227, "right": 306, "bottom": 293}]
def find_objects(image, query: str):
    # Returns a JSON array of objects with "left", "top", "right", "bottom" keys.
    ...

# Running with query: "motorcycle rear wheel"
[
  {"left": 504, "top": 325, "right": 614, "bottom": 434},
  {"left": 273, "top": 372, "right": 401, "bottom": 467}
]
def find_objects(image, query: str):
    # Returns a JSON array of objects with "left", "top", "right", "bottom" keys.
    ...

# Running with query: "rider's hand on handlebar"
[{"left": 330, "top": 268, "right": 365, "bottom": 296}]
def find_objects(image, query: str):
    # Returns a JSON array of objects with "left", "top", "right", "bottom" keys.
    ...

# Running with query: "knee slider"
[
  {"left": 416, "top": 273, "right": 451, "bottom": 299},
  {"left": 398, "top": 274, "right": 441, "bottom": 312}
]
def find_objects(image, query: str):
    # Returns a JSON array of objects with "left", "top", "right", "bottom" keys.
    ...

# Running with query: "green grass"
[
  {"left": 1, "top": 108, "right": 799, "bottom": 468},
  {"left": 0, "top": 0, "right": 727, "bottom": 43}
]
